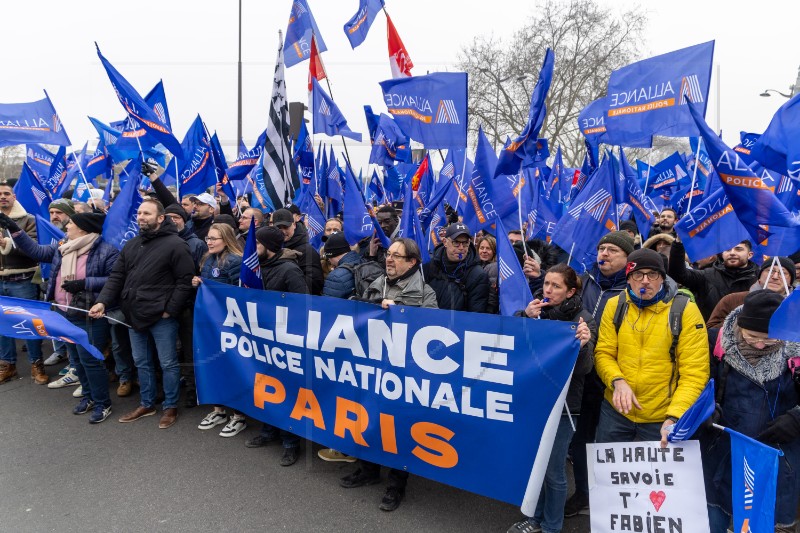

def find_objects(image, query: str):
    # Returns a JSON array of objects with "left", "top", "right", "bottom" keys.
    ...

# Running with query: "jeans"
[
  {"left": 110, "top": 321, "right": 134, "bottom": 382},
  {"left": 570, "top": 370, "right": 604, "bottom": 496},
  {"left": 531, "top": 415, "right": 577, "bottom": 533},
  {"left": 706, "top": 504, "right": 730, "bottom": 533},
  {"left": 0, "top": 278, "right": 42, "bottom": 364},
  {"left": 128, "top": 317, "right": 179, "bottom": 409},
  {"left": 258, "top": 423, "right": 300, "bottom": 449},
  {"left": 594, "top": 400, "right": 663, "bottom": 443},
  {"left": 65, "top": 314, "right": 111, "bottom": 407},
  {"left": 178, "top": 307, "right": 195, "bottom": 391}
]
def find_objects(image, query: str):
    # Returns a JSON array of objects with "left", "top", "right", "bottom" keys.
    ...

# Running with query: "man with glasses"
[
  {"left": 236, "top": 208, "right": 263, "bottom": 246},
  {"left": 422, "top": 223, "right": 489, "bottom": 313},
  {"left": 593, "top": 248, "right": 709, "bottom": 447}
]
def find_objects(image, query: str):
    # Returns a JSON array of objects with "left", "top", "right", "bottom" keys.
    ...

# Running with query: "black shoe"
[
  {"left": 280, "top": 447, "right": 299, "bottom": 466},
  {"left": 340, "top": 469, "right": 381, "bottom": 489},
  {"left": 563, "top": 491, "right": 590, "bottom": 517},
  {"left": 245, "top": 434, "right": 279, "bottom": 448},
  {"left": 379, "top": 487, "right": 405, "bottom": 512}
]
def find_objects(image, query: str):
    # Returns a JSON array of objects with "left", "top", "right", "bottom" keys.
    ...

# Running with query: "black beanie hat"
[
  {"left": 597, "top": 231, "right": 635, "bottom": 256},
  {"left": 737, "top": 290, "right": 785, "bottom": 334},
  {"left": 164, "top": 204, "right": 189, "bottom": 222},
  {"left": 322, "top": 232, "right": 351, "bottom": 258},
  {"left": 625, "top": 248, "right": 667, "bottom": 279},
  {"left": 619, "top": 220, "right": 639, "bottom": 236},
  {"left": 759, "top": 257, "right": 797, "bottom": 287},
  {"left": 256, "top": 226, "right": 284, "bottom": 253},
  {"left": 70, "top": 213, "right": 105, "bottom": 235}
]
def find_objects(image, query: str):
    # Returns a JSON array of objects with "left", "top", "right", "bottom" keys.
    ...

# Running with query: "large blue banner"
[
  {"left": 0, "top": 92, "right": 71, "bottom": 148},
  {"left": 194, "top": 282, "right": 579, "bottom": 508}
]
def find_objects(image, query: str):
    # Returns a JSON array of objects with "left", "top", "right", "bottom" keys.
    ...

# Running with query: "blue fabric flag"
[
  {"left": 42, "top": 146, "right": 70, "bottom": 199},
  {"left": 750, "top": 93, "right": 800, "bottom": 179},
  {"left": 297, "top": 188, "right": 326, "bottom": 250},
  {"left": 578, "top": 97, "right": 610, "bottom": 155},
  {"left": 495, "top": 49, "right": 554, "bottom": 177},
  {"left": 72, "top": 181, "right": 94, "bottom": 203},
  {"left": 769, "top": 287, "right": 800, "bottom": 342},
  {"left": 0, "top": 91, "right": 71, "bottom": 148},
  {"left": 14, "top": 164, "right": 51, "bottom": 219},
  {"left": 494, "top": 218, "right": 533, "bottom": 316},
  {"left": 726, "top": 427, "right": 783, "bottom": 533},
  {"left": 283, "top": 0, "right": 327, "bottom": 68},
  {"left": 618, "top": 147, "right": 655, "bottom": 234},
  {"left": 379, "top": 72, "right": 468, "bottom": 149},
  {"left": 668, "top": 379, "right": 715, "bottom": 442},
  {"left": 176, "top": 116, "right": 216, "bottom": 197},
  {"left": 364, "top": 105, "right": 380, "bottom": 142},
  {"left": 310, "top": 77, "right": 362, "bottom": 142},
  {"left": 674, "top": 186, "right": 751, "bottom": 262},
  {"left": 102, "top": 157, "right": 144, "bottom": 250},
  {"left": 87, "top": 117, "right": 141, "bottom": 163},
  {"left": 344, "top": 0, "right": 384, "bottom": 49},
  {"left": 246, "top": 150, "right": 276, "bottom": 214},
  {"left": 342, "top": 163, "right": 374, "bottom": 246},
  {"left": 110, "top": 80, "right": 174, "bottom": 156},
  {"left": 733, "top": 131, "right": 760, "bottom": 167},
  {"left": 83, "top": 141, "right": 112, "bottom": 183},
  {"left": 96, "top": 44, "right": 182, "bottom": 157},
  {"left": 461, "top": 127, "right": 500, "bottom": 231},
  {"left": 25, "top": 144, "right": 56, "bottom": 180},
  {"left": 396, "top": 178, "right": 430, "bottom": 264},
  {"left": 369, "top": 170, "right": 386, "bottom": 204},
  {"left": 672, "top": 179, "right": 705, "bottom": 218},
  {"left": 209, "top": 132, "right": 238, "bottom": 203},
  {"left": 293, "top": 121, "right": 315, "bottom": 193},
  {"left": 687, "top": 136, "right": 713, "bottom": 192},
  {"left": 228, "top": 130, "right": 266, "bottom": 181},
  {"left": 644, "top": 151, "right": 689, "bottom": 196},
  {"left": 689, "top": 102, "right": 800, "bottom": 255},
  {"left": 369, "top": 113, "right": 411, "bottom": 166},
  {"left": 239, "top": 217, "right": 263, "bottom": 290},
  {"left": 605, "top": 41, "right": 714, "bottom": 143},
  {"left": 0, "top": 295, "right": 104, "bottom": 359},
  {"left": 325, "top": 151, "right": 343, "bottom": 218},
  {"left": 35, "top": 215, "right": 64, "bottom": 280}
]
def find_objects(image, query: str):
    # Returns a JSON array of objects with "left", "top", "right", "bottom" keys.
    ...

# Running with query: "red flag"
[
  {"left": 386, "top": 14, "right": 413, "bottom": 78},
  {"left": 410, "top": 154, "right": 429, "bottom": 191},
  {"left": 307, "top": 35, "right": 326, "bottom": 92}
]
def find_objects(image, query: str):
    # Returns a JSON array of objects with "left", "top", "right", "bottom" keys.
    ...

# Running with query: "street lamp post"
[{"left": 237, "top": 0, "right": 243, "bottom": 150}]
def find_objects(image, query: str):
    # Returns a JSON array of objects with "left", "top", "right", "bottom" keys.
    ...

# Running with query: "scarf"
[
  {"left": 386, "top": 264, "right": 420, "bottom": 286},
  {"left": 58, "top": 233, "right": 99, "bottom": 283},
  {"left": 539, "top": 293, "right": 583, "bottom": 322},
  {"left": 597, "top": 268, "right": 626, "bottom": 290},
  {"left": 734, "top": 327, "right": 783, "bottom": 367},
  {"left": 627, "top": 283, "right": 667, "bottom": 308}
]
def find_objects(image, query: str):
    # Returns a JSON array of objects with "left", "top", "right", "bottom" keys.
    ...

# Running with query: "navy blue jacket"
[
  {"left": 180, "top": 227, "right": 207, "bottom": 272},
  {"left": 422, "top": 245, "right": 489, "bottom": 313},
  {"left": 579, "top": 264, "right": 628, "bottom": 321},
  {"left": 322, "top": 251, "right": 363, "bottom": 299},
  {"left": 200, "top": 253, "right": 242, "bottom": 286}
]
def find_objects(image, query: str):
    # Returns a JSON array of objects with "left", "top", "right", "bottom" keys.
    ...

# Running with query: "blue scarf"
[{"left": 627, "top": 284, "right": 667, "bottom": 308}]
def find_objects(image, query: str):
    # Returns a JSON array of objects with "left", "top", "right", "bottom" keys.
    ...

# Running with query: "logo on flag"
[
  {"left": 679, "top": 75, "right": 704, "bottom": 104},
  {"left": 318, "top": 98, "right": 330, "bottom": 116},
  {"left": 440, "top": 162, "right": 454, "bottom": 178},
  {"left": 290, "top": 0, "right": 307, "bottom": 19},
  {"left": 569, "top": 189, "right": 613, "bottom": 223},
  {"left": 498, "top": 257, "right": 515, "bottom": 281},
  {"left": 31, "top": 187, "right": 47, "bottom": 206},
  {"left": 153, "top": 102, "right": 167, "bottom": 124},
  {"left": 743, "top": 456, "right": 755, "bottom": 511},
  {"left": 52, "top": 114, "right": 62, "bottom": 133},
  {"left": 435, "top": 100, "right": 460, "bottom": 124},
  {"left": 306, "top": 212, "right": 324, "bottom": 240}
]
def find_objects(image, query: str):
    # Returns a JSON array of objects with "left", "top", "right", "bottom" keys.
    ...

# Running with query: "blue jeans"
[
  {"left": 259, "top": 423, "right": 300, "bottom": 449},
  {"left": 128, "top": 317, "right": 179, "bottom": 409},
  {"left": 65, "top": 314, "right": 111, "bottom": 407},
  {"left": 707, "top": 504, "right": 730, "bottom": 533},
  {"left": 529, "top": 415, "right": 576, "bottom": 533},
  {"left": 0, "top": 278, "right": 42, "bottom": 364},
  {"left": 110, "top": 321, "right": 134, "bottom": 382},
  {"left": 595, "top": 400, "right": 663, "bottom": 443}
]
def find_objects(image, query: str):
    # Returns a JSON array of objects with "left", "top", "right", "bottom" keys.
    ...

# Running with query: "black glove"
[
  {"left": 141, "top": 161, "right": 157, "bottom": 177},
  {"left": 0, "top": 212, "right": 21, "bottom": 233},
  {"left": 61, "top": 279, "right": 86, "bottom": 294},
  {"left": 757, "top": 410, "right": 800, "bottom": 444},
  {"left": 701, "top": 403, "right": 724, "bottom": 432}
]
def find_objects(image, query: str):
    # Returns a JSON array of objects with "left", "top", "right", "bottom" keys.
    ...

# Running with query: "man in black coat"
[
  {"left": 271, "top": 208, "right": 323, "bottom": 295},
  {"left": 422, "top": 223, "right": 489, "bottom": 313},
  {"left": 668, "top": 238, "right": 759, "bottom": 320},
  {"left": 90, "top": 198, "right": 195, "bottom": 430}
]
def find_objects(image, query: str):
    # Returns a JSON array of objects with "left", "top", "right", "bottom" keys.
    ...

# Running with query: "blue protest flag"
[
  {"left": 297, "top": 188, "right": 326, "bottom": 250},
  {"left": 733, "top": 131, "right": 760, "bottom": 167},
  {"left": 369, "top": 113, "right": 411, "bottom": 167},
  {"left": 546, "top": 147, "right": 566, "bottom": 203},
  {"left": 41, "top": 145, "right": 71, "bottom": 199},
  {"left": 726, "top": 427, "right": 783, "bottom": 533},
  {"left": 667, "top": 379, "right": 715, "bottom": 442},
  {"left": 87, "top": 117, "right": 140, "bottom": 163},
  {"left": 344, "top": 0, "right": 384, "bottom": 49},
  {"left": 82, "top": 141, "right": 112, "bottom": 183},
  {"left": 310, "top": 78, "right": 362, "bottom": 142},
  {"left": 644, "top": 151, "right": 689, "bottom": 196},
  {"left": 460, "top": 127, "right": 500, "bottom": 231},
  {"left": 605, "top": 41, "right": 714, "bottom": 143},
  {"left": 35, "top": 215, "right": 64, "bottom": 280},
  {"left": 687, "top": 136, "right": 713, "bottom": 191},
  {"left": 14, "top": 164, "right": 51, "bottom": 219},
  {"left": 674, "top": 187, "right": 751, "bottom": 262},
  {"left": 410, "top": 153, "right": 435, "bottom": 208},
  {"left": 750, "top": 93, "right": 800, "bottom": 179},
  {"left": 618, "top": 147, "right": 655, "bottom": 234},
  {"left": 494, "top": 218, "right": 534, "bottom": 316},
  {"left": 578, "top": 98, "right": 610, "bottom": 155},
  {"left": 143, "top": 80, "right": 172, "bottom": 130},
  {"left": 65, "top": 142, "right": 89, "bottom": 185},
  {"left": 673, "top": 179, "right": 705, "bottom": 218},
  {"left": 379, "top": 72, "right": 468, "bottom": 149},
  {"left": 383, "top": 165, "right": 403, "bottom": 200},
  {"left": 495, "top": 49, "right": 554, "bottom": 177},
  {"left": 0, "top": 91, "right": 71, "bottom": 148},
  {"left": 769, "top": 288, "right": 800, "bottom": 342},
  {"left": 688, "top": 103, "right": 800, "bottom": 255},
  {"left": 102, "top": 157, "right": 144, "bottom": 250},
  {"left": 176, "top": 116, "right": 217, "bottom": 197},
  {"left": 95, "top": 44, "right": 182, "bottom": 157},
  {"left": 397, "top": 178, "right": 430, "bottom": 263},
  {"left": 239, "top": 217, "right": 263, "bottom": 290},
  {"left": 228, "top": 130, "right": 266, "bottom": 181},
  {"left": 208, "top": 131, "right": 237, "bottom": 203},
  {"left": 72, "top": 181, "right": 93, "bottom": 203},
  {"left": 25, "top": 144, "right": 56, "bottom": 180},
  {"left": 0, "top": 295, "right": 104, "bottom": 359},
  {"left": 246, "top": 150, "right": 276, "bottom": 214},
  {"left": 342, "top": 163, "right": 374, "bottom": 246},
  {"left": 364, "top": 105, "right": 380, "bottom": 142},
  {"left": 325, "top": 151, "right": 343, "bottom": 217},
  {"left": 293, "top": 121, "right": 315, "bottom": 193},
  {"left": 283, "top": 0, "right": 327, "bottom": 68},
  {"left": 369, "top": 170, "right": 386, "bottom": 204}
]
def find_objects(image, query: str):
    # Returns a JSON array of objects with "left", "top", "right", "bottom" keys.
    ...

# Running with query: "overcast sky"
[{"left": 3, "top": 0, "right": 798, "bottom": 167}]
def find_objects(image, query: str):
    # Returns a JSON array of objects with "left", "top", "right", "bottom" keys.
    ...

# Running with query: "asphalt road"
[{"left": 0, "top": 345, "right": 590, "bottom": 533}]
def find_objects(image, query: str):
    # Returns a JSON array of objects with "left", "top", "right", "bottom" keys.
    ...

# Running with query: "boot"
[
  {"left": 30, "top": 359, "right": 49, "bottom": 385},
  {"left": 0, "top": 361, "right": 17, "bottom": 384}
]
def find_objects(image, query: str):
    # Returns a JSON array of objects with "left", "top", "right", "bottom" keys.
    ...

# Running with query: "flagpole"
[
  {"left": 322, "top": 77, "right": 354, "bottom": 167},
  {"left": 453, "top": 149, "right": 468, "bottom": 215},
  {"left": 516, "top": 170, "right": 531, "bottom": 259},
  {"left": 685, "top": 138, "right": 702, "bottom": 213},
  {"left": 567, "top": 242, "right": 575, "bottom": 265},
  {"left": 72, "top": 147, "right": 96, "bottom": 209},
  {"left": 174, "top": 156, "right": 180, "bottom": 199},
  {"left": 642, "top": 152, "right": 659, "bottom": 216}
]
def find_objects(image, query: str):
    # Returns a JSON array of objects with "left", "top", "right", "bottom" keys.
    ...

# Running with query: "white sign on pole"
[{"left": 588, "top": 440, "right": 709, "bottom": 533}]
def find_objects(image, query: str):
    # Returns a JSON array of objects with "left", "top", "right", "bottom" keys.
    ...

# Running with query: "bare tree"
[
  {"left": 458, "top": 0, "right": 648, "bottom": 166},
  {"left": 0, "top": 146, "right": 24, "bottom": 182}
]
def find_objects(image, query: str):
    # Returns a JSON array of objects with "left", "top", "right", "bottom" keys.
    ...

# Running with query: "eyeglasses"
[
  {"left": 386, "top": 252, "right": 409, "bottom": 260},
  {"left": 597, "top": 245, "right": 622, "bottom": 255},
  {"left": 205, "top": 236, "right": 222, "bottom": 242},
  {"left": 629, "top": 271, "right": 661, "bottom": 281},
  {"left": 450, "top": 240, "right": 470, "bottom": 248},
  {"left": 741, "top": 331, "right": 781, "bottom": 347}
]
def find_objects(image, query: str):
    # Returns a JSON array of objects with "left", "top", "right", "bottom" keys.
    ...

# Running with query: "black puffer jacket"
[
  {"left": 284, "top": 223, "right": 323, "bottom": 295},
  {"left": 668, "top": 240, "right": 758, "bottom": 319},
  {"left": 422, "top": 244, "right": 489, "bottom": 313},
  {"left": 260, "top": 248, "right": 310, "bottom": 295},
  {"left": 97, "top": 218, "right": 195, "bottom": 331}
]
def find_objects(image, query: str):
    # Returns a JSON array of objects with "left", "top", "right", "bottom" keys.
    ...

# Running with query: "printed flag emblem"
[
  {"left": 743, "top": 456, "right": 755, "bottom": 511},
  {"left": 679, "top": 75, "right": 704, "bottom": 105},
  {"left": 440, "top": 162, "right": 454, "bottom": 178},
  {"left": 32, "top": 187, "right": 47, "bottom": 206},
  {"left": 52, "top": 114, "right": 62, "bottom": 133},
  {"left": 153, "top": 102, "right": 167, "bottom": 124},
  {"left": 498, "top": 257, "right": 515, "bottom": 281},
  {"left": 306, "top": 213, "right": 324, "bottom": 239},
  {"left": 319, "top": 98, "right": 331, "bottom": 117},
  {"left": 435, "top": 100, "right": 460, "bottom": 124}
]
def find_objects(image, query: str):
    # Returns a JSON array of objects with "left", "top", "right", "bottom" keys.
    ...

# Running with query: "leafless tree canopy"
[
  {"left": 457, "top": 0, "right": 648, "bottom": 166},
  {"left": 0, "top": 146, "right": 23, "bottom": 182}
]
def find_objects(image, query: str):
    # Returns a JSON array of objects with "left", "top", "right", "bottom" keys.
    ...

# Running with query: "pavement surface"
[{"left": 0, "top": 344, "right": 591, "bottom": 533}]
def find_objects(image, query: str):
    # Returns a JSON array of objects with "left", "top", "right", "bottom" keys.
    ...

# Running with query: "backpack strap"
[
  {"left": 667, "top": 294, "right": 690, "bottom": 363},
  {"left": 612, "top": 294, "right": 628, "bottom": 334}
]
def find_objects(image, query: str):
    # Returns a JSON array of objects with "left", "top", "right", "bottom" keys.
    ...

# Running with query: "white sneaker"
[
  {"left": 47, "top": 368, "right": 80, "bottom": 389},
  {"left": 198, "top": 411, "right": 227, "bottom": 430},
  {"left": 44, "top": 352, "right": 67, "bottom": 366},
  {"left": 72, "top": 385, "right": 83, "bottom": 398},
  {"left": 219, "top": 416, "right": 247, "bottom": 438}
]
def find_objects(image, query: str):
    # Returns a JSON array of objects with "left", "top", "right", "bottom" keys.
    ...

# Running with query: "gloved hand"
[
  {"left": 758, "top": 410, "right": 800, "bottom": 444},
  {"left": 141, "top": 161, "right": 157, "bottom": 177},
  {"left": 61, "top": 279, "right": 86, "bottom": 294},
  {"left": 0, "top": 212, "right": 21, "bottom": 233},
  {"left": 701, "top": 403, "right": 724, "bottom": 432}
]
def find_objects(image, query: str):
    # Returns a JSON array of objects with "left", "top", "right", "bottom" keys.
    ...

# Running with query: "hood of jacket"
[{"left": 285, "top": 223, "right": 309, "bottom": 249}]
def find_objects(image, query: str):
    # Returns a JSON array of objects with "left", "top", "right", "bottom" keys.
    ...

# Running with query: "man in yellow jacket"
[{"left": 594, "top": 248, "right": 709, "bottom": 446}]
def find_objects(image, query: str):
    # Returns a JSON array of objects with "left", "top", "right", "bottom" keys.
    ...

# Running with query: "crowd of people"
[{"left": 0, "top": 168, "right": 799, "bottom": 528}]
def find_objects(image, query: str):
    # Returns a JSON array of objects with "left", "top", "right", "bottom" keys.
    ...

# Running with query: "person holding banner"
[
  {"left": 0, "top": 211, "right": 119, "bottom": 422},
  {"left": 509, "top": 264, "right": 597, "bottom": 533},
  {"left": 702, "top": 290, "right": 800, "bottom": 533},
  {"left": 191, "top": 223, "right": 247, "bottom": 438}
]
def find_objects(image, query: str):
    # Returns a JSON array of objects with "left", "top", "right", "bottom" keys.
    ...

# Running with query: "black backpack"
[{"left": 340, "top": 261, "right": 385, "bottom": 298}]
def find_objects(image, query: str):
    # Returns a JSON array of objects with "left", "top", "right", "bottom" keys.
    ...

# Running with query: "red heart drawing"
[{"left": 649, "top": 490, "right": 666, "bottom": 512}]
